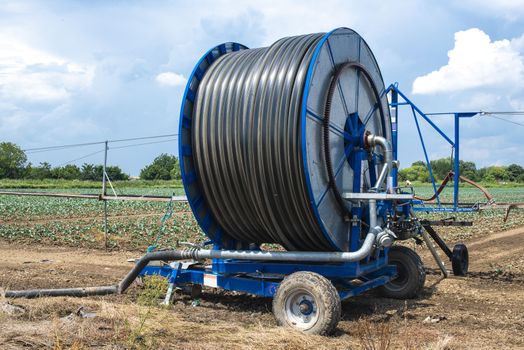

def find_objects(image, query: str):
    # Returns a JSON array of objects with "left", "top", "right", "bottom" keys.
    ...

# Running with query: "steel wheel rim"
[{"left": 284, "top": 289, "right": 319, "bottom": 330}]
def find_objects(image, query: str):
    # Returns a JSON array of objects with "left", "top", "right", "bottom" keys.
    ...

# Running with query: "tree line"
[
  {"left": 0, "top": 142, "right": 181, "bottom": 181},
  {"left": 399, "top": 158, "right": 524, "bottom": 183},
  {"left": 2, "top": 141, "right": 522, "bottom": 183}
]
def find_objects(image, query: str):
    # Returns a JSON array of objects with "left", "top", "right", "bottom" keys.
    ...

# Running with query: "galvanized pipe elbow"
[
  {"left": 196, "top": 226, "right": 381, "bottom": 263},
  {"left": 366, "top": 134, "right": 393, "bottom": 191},
  {"left": 197, "top": 202, "right": 382, "bottom": 263}
]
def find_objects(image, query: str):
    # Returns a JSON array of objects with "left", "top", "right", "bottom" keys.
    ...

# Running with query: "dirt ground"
[{"left": 0, "top": 227, "right": 523, "bottom": 349}]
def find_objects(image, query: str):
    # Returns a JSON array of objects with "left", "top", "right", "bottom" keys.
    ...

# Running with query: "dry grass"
[{"left": 355, "top": 319, "right": 392, "bottom": 350}]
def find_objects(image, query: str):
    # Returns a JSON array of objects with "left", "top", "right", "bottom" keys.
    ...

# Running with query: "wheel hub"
[
  {"left": 299, "top": 299, "right": 314, "bottom": 315},
  {"left": 285, "top": 291, "right": 319, "bottom": 329}
]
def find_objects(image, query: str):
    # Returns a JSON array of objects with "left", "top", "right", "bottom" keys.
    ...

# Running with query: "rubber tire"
[
  {"left": 273, "top": 271, "right": 341, "bottom": 335},
  {"left": 452, "top": 243, "right": 469, "bottom": 276},
  {"left": 379, "top": 245, "right": 426, "bottom": 299}
]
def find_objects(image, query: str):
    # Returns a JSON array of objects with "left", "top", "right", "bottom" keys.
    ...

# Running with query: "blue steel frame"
[
  {"left": 140, "top": 258, "right": 396, "bottom": 301},
  {"left": 141, "top": 140, "right": 396, "bottom": 300},
  {"left": 171, "top": 27, "right": 491, "bottom": 310},
  {"left": 387, "top": 84, "right": 478, "bottom": 212},
  {"left": 163, "top": 36, "right": 418, "bottom": 303},
  {"left": 179, "top": 42, "right": 249, "bottom": 248},
  {"left": 143, "top": 81, "right": 478, "bottom": 304}
]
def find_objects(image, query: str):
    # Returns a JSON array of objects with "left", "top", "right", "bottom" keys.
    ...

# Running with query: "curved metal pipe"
[
  {"left": 366, "top": 134, "right": 393, "bottom": 191},
  {"left": 196, "top": 227, "right": 380, "bottom": 263},
  {"left": 196, "top": 196, "right": 381, "bottom": 263},
  {"left": 5, "top": 198, "right": 384, "bottom": 299},
  {"left": 5, "top": 224, "right": 383, "bottom": 299}
]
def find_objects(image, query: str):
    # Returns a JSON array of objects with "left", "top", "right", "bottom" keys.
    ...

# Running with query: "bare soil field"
[{"left": 0, "top": 226, "right": 523, "bottom": 350}]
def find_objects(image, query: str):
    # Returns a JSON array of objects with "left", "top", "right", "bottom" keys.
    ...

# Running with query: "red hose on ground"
[{"left": 413, "top": 171, "right": 493, "bottom": 203}]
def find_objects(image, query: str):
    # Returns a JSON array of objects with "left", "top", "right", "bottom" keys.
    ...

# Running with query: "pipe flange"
[
  {"left": 363, "top": 130, "right": 373, "bottom": 149},
  {"left": 376, "top": 228, "right": 396, "bottom": 248}
]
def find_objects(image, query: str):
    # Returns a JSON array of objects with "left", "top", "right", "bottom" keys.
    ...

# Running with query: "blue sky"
[{"left": 1, "top": 0, "right": 524, "bottom": 176}]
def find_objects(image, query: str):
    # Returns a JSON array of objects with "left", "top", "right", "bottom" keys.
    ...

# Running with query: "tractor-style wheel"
[
  {"left": 452, "top": 243, "right": 469, "bottom": 276},
  {"left": 273, "top": 271, "right": 341, "bottom": 335},
  {"left": 379, "top": 245, "right": 426, "bottom": 299}
]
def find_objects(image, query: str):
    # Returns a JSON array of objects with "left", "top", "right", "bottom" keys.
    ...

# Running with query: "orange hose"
[{"left": 413, "top": 171, "right": 493, "bottom": 203}]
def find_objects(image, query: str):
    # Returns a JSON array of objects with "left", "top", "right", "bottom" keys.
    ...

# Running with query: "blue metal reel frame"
[
  {"left": 139, "top": 256, "right": 396, "bottom": 301},
  {"left": 172, "top": 34, "right": 399, "bottom": 305},
  {"left": 179, "top": 42, "right": 248, "bottom": 249},
  {"left": 387, "top": 84, "right": 478, "bottom": 212}
]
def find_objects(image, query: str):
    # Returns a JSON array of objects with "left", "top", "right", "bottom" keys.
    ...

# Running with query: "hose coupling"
[{"left": 376, "top": 228, "right": 397, "bottom": 248}]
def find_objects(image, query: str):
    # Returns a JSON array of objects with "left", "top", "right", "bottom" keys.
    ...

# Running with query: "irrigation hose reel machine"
[
  {"left": 175, "top": 27, "right": 469, "bottom": 334},
  {"left": 4, "top": 27, "right": 470, "bottom": 336}
]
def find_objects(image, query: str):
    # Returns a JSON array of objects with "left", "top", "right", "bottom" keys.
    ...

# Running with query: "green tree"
[
  {"left": 477, "top": 167, "right": 487, "bottom": 181},
  {"left": 80, "top": 163, "right": 99, "bottom": 181},
  {"left": 0, "top": 142, "right": 27, "bottom": 179},
  {"left": 80, "top": 163, "right": 128, "bottom": 181},
  {"left": 429, "top": 158, "right": 452, "bottom": 180},
  {"left": 106, "top": 165, "right": 129, "bottom": 181},
  {"left": 170, "top": 161, "right": 181, "bottom": 180},
  {"left": 484, "top": 166, "right": 508, "bottom": 182},
  {"left": 399, "top": 165, "right": 430, "bottom": 182},
  {"left": 51, "top": 164, "right": 82, "bottom": 180},
  {"left": 411, "top": 160, "right": 426, "bottom": 167},
  {"left": 459, "top": 160, "right": 478, "bottom": 181},
  {"left": 140, "top": 154, "right": 179, "bottom": 180},
  {"left": 26, "top": 162, "right": 52, "bottom": 180},
  {"left": 507, "top": 164, "right": 524, "bottom": 182}
]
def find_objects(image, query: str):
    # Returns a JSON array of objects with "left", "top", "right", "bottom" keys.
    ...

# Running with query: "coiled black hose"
[{"left": 192, "top": 34, "right": 332, "bottom": 251}]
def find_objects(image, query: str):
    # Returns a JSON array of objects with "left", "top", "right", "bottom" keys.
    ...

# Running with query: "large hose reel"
[{"left": 180, "top": 28, "right": 392, "bottom": 252}]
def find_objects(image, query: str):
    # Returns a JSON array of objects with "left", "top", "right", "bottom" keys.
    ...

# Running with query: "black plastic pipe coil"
[{"left": 192, "top": 33, "right": 335, "bottom": 251}]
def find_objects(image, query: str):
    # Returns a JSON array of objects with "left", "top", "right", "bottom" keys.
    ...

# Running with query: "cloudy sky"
[{"left": 1, "top": 0, "right": 524, "bottom": 175}]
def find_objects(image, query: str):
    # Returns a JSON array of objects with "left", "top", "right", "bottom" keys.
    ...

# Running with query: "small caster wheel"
[
  {"left": 379, "top": 245, "right": 426, "bottom": 299},
  {"left": 451, "top": 243, "right": 468, "bottom": 276},
  {"left": 273, "top": 271, "right": 341, "bottom": 335}
]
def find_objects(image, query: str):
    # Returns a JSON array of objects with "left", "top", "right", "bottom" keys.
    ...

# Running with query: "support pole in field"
[
  {"left": 391, "top": 88, "right": 398, "bottom": 189},
  {"left": 452, "top": 113, "right": 476, "bottom": 211},
  {"left": 102, "top": 140, "right": 109, "bottom": 249},
  {"left": 454, "top": 114, "right": 459, "bottom": 211}
]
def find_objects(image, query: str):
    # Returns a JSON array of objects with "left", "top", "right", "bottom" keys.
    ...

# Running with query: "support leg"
[
  {"left": 163, "top": 283, "right": 175, "bottom": 305},
  {"left": 420, "top": 229, "right": 449, "bottom": 278}
]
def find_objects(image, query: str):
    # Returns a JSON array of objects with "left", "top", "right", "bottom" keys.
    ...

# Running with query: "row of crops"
[
  {"left": 0, "top": 185, "right": 522, "bottom": 250},
  {"left": 0, "top": 187, "right": 202, "bottom": 250}
]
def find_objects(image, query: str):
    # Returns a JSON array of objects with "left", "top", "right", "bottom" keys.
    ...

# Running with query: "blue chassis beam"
[{"left": 139, "top": 258, "right": 396, "bottom": 301}]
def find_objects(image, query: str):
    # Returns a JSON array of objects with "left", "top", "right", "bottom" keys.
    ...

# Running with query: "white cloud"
[
  {"left": 511, "top": 33, "right": 524, "bottom": 52},
  {"left": 412, "top": 28, "right": 524, "bottom": 95},
  {"left": 0, "top": 34, "right": 93, "bottom": 103},
  {"left": 461, "top": 134, "right": 521, "bottom": 166},
  {"left": 458, "top": 92, "right": 502, "bottom": 110},
  {"left": 155, "top": 72, "right": 186, "bottom": 87},
  {"left": 509, "top": 97, "right": 524, "bottom": 111}
]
